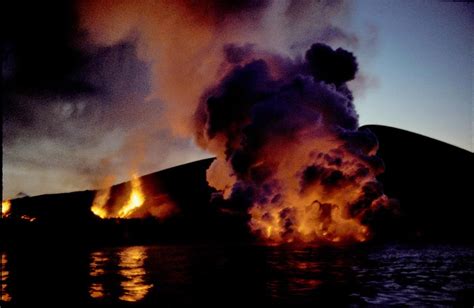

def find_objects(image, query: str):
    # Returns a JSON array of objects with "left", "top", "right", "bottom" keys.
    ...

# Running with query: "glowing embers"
[
  {"left": 88, "top": 246, "right": 153, "bottom": 302},
  {"left": 91, "top": 174, "right": 145, "bottom": 219},
  {"left": 20, "top": 215, "right": 36, "bottom": 222},
  {"left": 2, "top": 200, "right": 11, "bottom": 218}
]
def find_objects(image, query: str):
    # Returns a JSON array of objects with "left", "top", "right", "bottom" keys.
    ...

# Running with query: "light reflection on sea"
[{"left": 1, "top": 244, "right": 473, "bottom": 306}]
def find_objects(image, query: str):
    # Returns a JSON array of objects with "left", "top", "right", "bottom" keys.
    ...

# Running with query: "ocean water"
[{"left": 1, "top": 243, "right": 473, "bottom": 306}]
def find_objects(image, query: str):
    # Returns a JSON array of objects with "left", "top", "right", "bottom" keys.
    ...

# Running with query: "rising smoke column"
[
  {"left": 79, "top": 0, "right": 358, "bottom": 137},
  {"left": 195, "top": 44, "right": 394, "bottom": 244}
]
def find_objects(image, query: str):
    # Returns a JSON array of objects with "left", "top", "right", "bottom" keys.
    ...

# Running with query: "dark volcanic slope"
[
  {"left": 1, "top": 158, "right": 219, "bottom": 246},
  {"left": 363, "top": 125, "right": 473, "bottom": 241},
  {"left": 2, "top": 125, "right": 472, "bottom": 244}
]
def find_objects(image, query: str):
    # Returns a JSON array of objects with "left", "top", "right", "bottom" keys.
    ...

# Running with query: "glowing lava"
[
  {"left": 91, "top": 189, "right": 110, "bottom": 219},
  {"left": 91, "top": 174, "right": 145, "bottom": 219},
  {"left": 2, "top": 200, "right": 11, "bottom": 218},
  {"left": 118, "top": 175, "right": 145, "bottom": 218}
]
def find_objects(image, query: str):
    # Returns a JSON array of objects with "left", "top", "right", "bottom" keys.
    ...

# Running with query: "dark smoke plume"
[{"left": 195, "top": 43, "right": 395, "bottom": 243}]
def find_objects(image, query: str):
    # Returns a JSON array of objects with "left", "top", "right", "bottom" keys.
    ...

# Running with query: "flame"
[
  {"left": 91, "top": 174, "right": 146, "bottom": 219},
  {"left": 2, "top": 200, "right": 11, "bottom": 217},
  {"left": 91, "top": 188, "right": 111, "bottom": 219},
  {"left": 118, "top": 174, "right": 145, "bottom": 218}
]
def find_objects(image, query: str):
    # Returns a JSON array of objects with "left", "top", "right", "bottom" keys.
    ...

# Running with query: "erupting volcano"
[
  {"left": 70, "top": 0, "right": 402, "bottom": 245},
  {"left": 86, "top": 43, "right": 396, "bottom": 245},
  {"left": 2, "top": 1, "right": 472, "bottom": 306}
]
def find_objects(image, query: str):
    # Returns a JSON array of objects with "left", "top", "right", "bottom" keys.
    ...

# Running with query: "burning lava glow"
[
  {"left": 2, "top": 200, "right": 11, "bottom": 217},
  {"left": 91, "top": 174, "right": 145, "bottom": 219},
  {"left": 118, "top": 175, "right": 145, "bottom": 218},
  {"left": 91, "top": 190, "right": 109, "bottom": 219}
]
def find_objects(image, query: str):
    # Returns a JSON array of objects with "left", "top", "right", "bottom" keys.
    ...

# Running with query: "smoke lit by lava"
[{"left": 195, "top": 44, "right": 395, "bottom": 244}]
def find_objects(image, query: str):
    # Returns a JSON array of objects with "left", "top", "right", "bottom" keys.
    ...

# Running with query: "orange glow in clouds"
[{"left": 206, "top": 128, "right": 391, "bottom": 245}]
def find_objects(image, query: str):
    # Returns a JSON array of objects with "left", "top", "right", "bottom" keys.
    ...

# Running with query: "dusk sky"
[
  {"left": 2, "top": 0, "right": 473, "bottom": 199},
  {"left": 353, "top": 1, "right": 472, "bottom": 152}
]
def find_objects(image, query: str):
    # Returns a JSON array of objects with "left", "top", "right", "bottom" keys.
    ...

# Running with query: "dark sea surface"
[{"left": 1, "top": 243, "right": 473, "bottom": 306}]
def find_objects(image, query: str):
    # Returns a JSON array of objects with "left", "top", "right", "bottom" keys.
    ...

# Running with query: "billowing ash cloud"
[{"left": 194, "top": 43, "right": 395, "bottom": 243}]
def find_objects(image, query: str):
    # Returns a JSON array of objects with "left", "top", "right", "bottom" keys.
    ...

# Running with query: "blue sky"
[{"left": 353, "top": 1, "right": 472, "bottom": 151}]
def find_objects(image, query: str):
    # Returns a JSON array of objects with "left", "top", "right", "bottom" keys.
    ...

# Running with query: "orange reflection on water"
[
  {"left": 89, "top": 246, "right": 153, "bottom": 302},
  {"left": 266, "top": 249, "right": 324, "bottom": 299},
  {"left": 1, "top": 253, "right": 12, "bottom": 302},
  {"left": 118, "top": 246, "right": 153, "bottom": 302},
  {"left": 89, "top": 251, "right": 108, "bottom": 299},
  {"left": 90, "top": 283, "right": 105, "bottom": 299}
]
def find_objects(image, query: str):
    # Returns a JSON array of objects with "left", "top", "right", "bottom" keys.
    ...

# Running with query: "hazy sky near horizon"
[
  {"left": 353, "top": 1, "right": 472, "bottom": 151},
  {"left": 2, "top": 1, "right": 473, "bottom": 199}
]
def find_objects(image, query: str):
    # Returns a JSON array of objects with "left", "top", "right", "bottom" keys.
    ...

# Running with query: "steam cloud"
[{"left": 195, "top": 44, "right": 394, "bottom": 243}]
